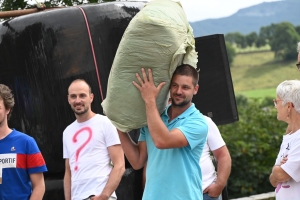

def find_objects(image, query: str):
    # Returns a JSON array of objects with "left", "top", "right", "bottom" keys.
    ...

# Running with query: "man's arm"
[
  {"left": 29, "top": 172, "right": 45, "bottom": 200},
  {"left": 142, "top": 162, "right": 147, "bottom": 189},
  {"left": 204, "top": 146, "right": 231, "bottom": 197},
  {"left": 132, "top": 68, "right": 190, "bottom": 149},
  {"left": 64, "top": 159, "right": 71, "bottom": 200},
  {"left": 144, "top": 99, "right": 189, "bottom": 149},
  {"left": 117, "top": 130, "right": 148, "bottom": 170},
  {"left": 92, "top": 144, "right": 125, "bottom": 200},
  {"left": 214, "top": 146, "right": 231, "bottom": 189},
  {"left": 269, "top": 165, "right": 291, "bottom": 187}
]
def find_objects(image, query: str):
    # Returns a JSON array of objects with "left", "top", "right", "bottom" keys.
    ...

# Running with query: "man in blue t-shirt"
[
  {"left": 0, "top": 84, "right": 47, "bottom": 199},
  {"left": 118, "top": 64, "right": 208, "bottom": 200}
]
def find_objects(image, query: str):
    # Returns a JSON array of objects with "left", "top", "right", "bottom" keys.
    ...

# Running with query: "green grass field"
[
  {"left": 230, "top": 51, "right": 299, "bottom": 99},
  {"left": 238, "top": 88, "right": 276, "bottom": 99}
]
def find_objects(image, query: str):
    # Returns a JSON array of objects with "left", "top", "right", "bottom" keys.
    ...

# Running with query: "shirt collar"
[{"left": 162, "top": 103, "right": 196, "bottom": 121}]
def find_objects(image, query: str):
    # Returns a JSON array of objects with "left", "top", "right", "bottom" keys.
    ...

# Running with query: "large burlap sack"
[{"left": 101, "top": 0, "right": 198, "bottom": 132}]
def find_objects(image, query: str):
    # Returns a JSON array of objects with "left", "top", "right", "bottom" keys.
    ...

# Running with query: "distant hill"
[{"left": 190, "top": 0, "right": 300, "bottom": 37}]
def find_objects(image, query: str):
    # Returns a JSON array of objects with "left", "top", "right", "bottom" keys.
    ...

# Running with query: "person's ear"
[
  {"left": 90, "top": 93, "right": 94, "bottom": 103},
  {"left": 193, "top": 84, "right": 199, "bottom": 95}
]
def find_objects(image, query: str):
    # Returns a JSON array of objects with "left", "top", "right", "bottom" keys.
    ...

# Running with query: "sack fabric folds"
[{"left": 101, "top": 0, "right": 198, "bottom": 132}]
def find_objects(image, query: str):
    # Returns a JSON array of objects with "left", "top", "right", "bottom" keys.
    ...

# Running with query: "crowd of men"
[{"left": 1, "top": 42, "right": 299, "bottom": 200}]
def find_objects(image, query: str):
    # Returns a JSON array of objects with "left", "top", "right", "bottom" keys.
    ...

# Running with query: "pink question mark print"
[
  {"left": 72, "top": 127, "right": 92, "bottom": 171},
  {"left": 276, "top": 182, "right": 282, "bottom": 193}
]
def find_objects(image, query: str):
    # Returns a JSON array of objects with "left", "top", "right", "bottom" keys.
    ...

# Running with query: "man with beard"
[
  {"left": 63, "top": 79, "right": 125, "bottom": 200},
  {"left": 118, "top": 65, "right": 208, "bottom": 200}
]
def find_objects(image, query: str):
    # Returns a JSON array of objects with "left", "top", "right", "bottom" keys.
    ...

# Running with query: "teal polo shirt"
[{"left": 139, "top": 103, "right": 208, "bottom": 200}]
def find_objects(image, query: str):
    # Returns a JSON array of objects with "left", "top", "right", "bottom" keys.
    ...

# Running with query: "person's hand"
[
  {"left": 280, "top": 155, "right": 288, "bottom": 166},
  {"left": 203, "top": 182, "right": 223, "bottom": 198},
  {"left": 132, "top": 68, "right": 165, "bottom": 103}
]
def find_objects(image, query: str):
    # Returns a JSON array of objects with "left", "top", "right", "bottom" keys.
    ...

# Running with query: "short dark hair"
[
  {"left": 69, "top": 79, "right": 92, "bottom": 94},
  {"left": 172, "top": 64, "right": 199, "bottom": 86},
  {"left": 0, "top": 84, "right": 15, "bottom": 120}
]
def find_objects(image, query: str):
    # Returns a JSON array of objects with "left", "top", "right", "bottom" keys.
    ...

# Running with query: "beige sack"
[{"left": 101, "top": 0, "right": 198, "bottom": 132}]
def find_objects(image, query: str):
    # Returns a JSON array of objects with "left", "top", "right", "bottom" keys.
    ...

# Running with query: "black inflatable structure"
[{"left": 0, "top": 2, "right": 238, "bottom": 200}]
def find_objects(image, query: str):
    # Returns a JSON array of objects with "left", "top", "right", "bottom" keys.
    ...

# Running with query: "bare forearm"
[
  {"left": 64, "top": 173, "right": 71, "bottom": 200},
  {"left": 29, "top": 173, "right": 45, "bottom": 200},
  {"left": 117, "top": 131, "right": 145, "bottom": 169},
  {"left": 271, "top": 165, "right": 290, "bottom": 183},
  {"left": 145, "top": 100, "right": 170, "bottom": 146},
  {"left": 30, "top": 185, "right": 45, "bottom": 200},
  {"left": 216, "top": 156, "right": 231, "bottom": 187},
  {"left": 100, "top": 165, "right": 125, "bottom": 198}
]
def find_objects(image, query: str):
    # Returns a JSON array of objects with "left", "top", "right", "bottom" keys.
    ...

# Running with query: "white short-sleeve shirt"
[
  {"left": 200, "top": 116, "right": 226, "bottom": 191},
  {"left": 63, "top": 114, "right": 120, "bottom": 200}
]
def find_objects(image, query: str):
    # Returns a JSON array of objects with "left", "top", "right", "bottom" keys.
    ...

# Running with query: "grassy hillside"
[{"left": 230, "top": 51, "right": 299, "bottom": 99}]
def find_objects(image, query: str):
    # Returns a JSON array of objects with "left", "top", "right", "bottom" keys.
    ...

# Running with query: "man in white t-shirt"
[
  {"left": 201, "top": 116, "right": 231, "bottom": 200},
  {"left": 63, "top": 79, "right": 125, "bottom": 200}
]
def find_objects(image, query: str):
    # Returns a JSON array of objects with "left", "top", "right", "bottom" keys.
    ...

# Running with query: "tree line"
[
  {"left": 0, "top": 0, "right": 114, "bottom": 12},
  {"left": 1, "top": 0, "right": 299, "bottom": 63},
  {"left": 226, "top": 22, "right": 300, "bottom": 63}
]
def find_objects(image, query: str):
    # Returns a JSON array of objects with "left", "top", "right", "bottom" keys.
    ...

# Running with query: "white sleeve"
[
  {"left": 104, "top": 116, "right": 121, "bottom": 147},
  {"left": 63, "top": 130, "right": 69, "bottom": 159},
  {"left": 281, "top": 135, "right": 300, "bottom": 182},
  {"left": 205, "top": 116, "right": 225, "bottom": 151}
]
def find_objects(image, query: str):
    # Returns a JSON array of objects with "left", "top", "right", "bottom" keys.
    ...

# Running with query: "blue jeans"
[{"left": 203, "top": 193, "right": 220, "bottom": 200}]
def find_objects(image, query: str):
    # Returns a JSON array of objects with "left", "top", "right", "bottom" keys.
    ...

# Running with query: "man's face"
[
  {"left": 169, "top": 74, "right": 199, "bottom": 107},
  {"left": 67, "top": 81, "right": 93, "bottom": 116},
  {"left": 0, "top": 99, "right": 9, "bottom": 127}
]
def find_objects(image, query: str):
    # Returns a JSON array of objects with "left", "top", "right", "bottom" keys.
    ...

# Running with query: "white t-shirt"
[
  {"left": 274, "top": 129, "right": 300, "bottom": 200},
  {"left": 200, "top": 116, "right": 226, "bottom": 191},
  {"left": 63, "top": 114, "right": 120, "bottom": 200}
]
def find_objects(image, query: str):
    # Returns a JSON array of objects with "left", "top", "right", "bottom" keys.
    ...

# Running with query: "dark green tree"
[
  {"left": 255, "top": 37, "right": 266, "bottom": 48},
  {"left": 225, "top": 32, "right": 247, "bottom": 48},
  {"left": 245, "top": 32, "right": 258, "bottom": 47},
  {"left": 259, "top": 24, "right": 277, "bottom": 42},
  {"left": 225, "top": 41, "right": 236, "bottom": 66},
  {"left": 295, "top": 25, "right": 300, "bottom": 36},
  {"left": 225, "top": 32, "right": 237, "bottom": 44},
  {"left": 269, "top": 22, "right": 300, "bottom": 60},
  {"left": 0, "top": 0, "right": 28, "bottom": 11},
  {"left": 256, "top": 24, "right": 277, "bottom": 47},
  {"left": 0, "top": 0, "right": 113, "bottom": 11}
]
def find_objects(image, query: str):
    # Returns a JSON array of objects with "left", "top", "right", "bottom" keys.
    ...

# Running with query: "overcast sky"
[
  {"left": 27, "top": 0, "right": 279, "bottom": 22},
  {"left": 180, "top": 0, "right": 279, "bottom": 22},
  {"left": 135, "top": 0, "right": 279, "bottom": 22}
]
